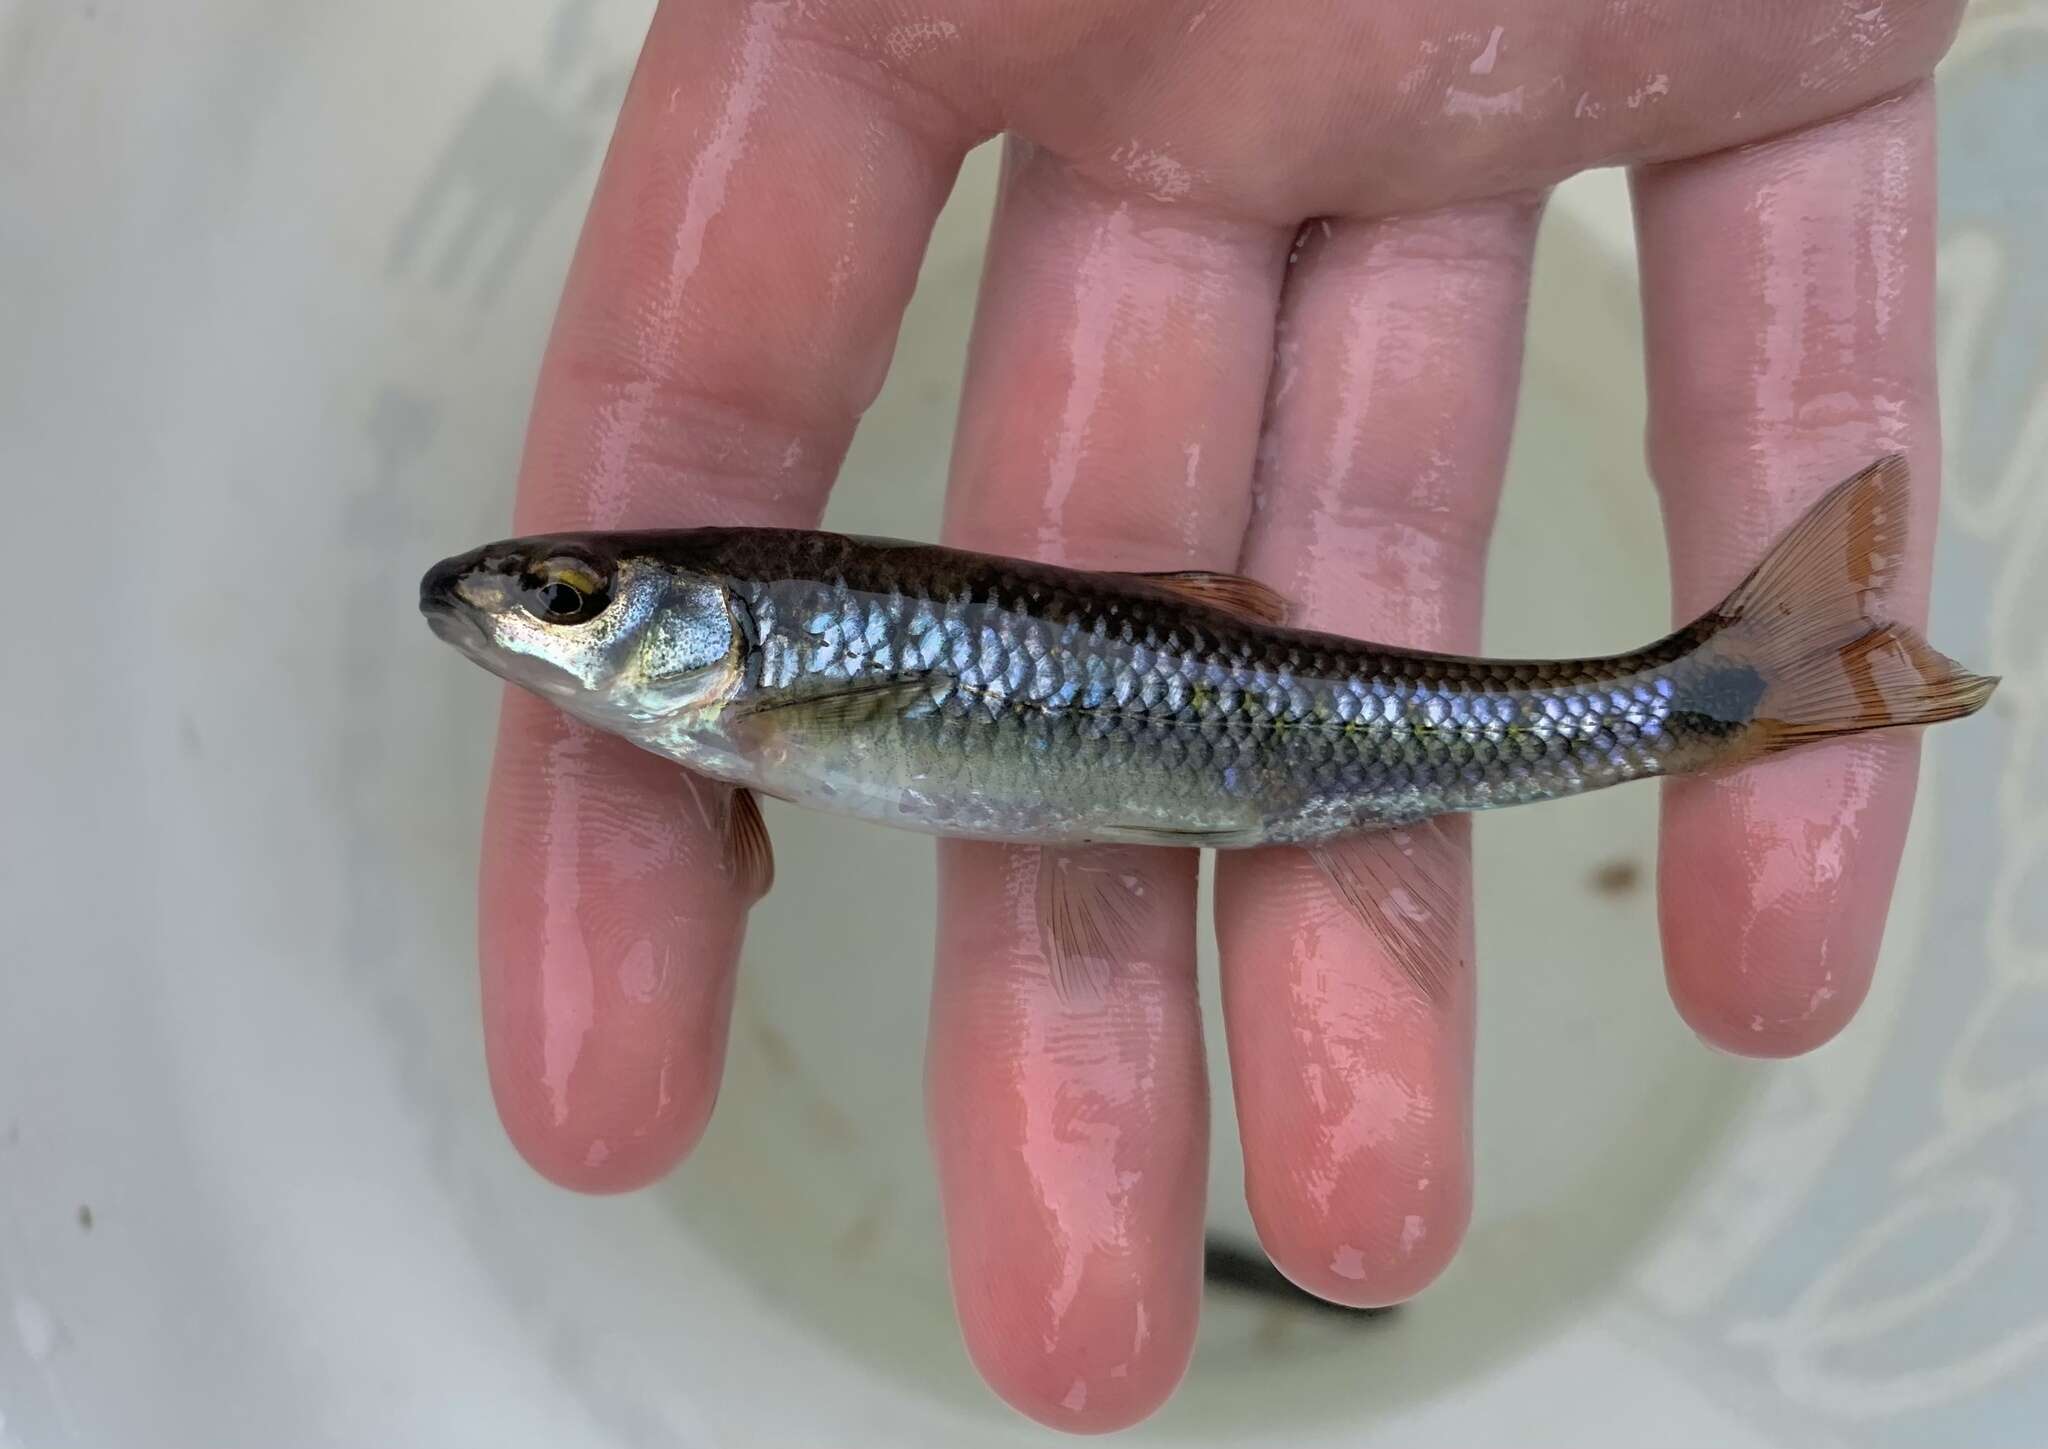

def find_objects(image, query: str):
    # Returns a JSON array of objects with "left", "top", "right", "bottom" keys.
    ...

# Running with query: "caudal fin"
[{"left": 1704, "top": 455, "right": 1998, "bottom": 755}]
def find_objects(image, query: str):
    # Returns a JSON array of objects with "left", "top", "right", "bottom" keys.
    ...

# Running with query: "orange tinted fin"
[
  {"left": 1308, "top": 816, "right": 1471, "bottom": 1007},
  {"left": 1700, "top": 455, "right": 1998, "bottom": 753},
  {"left": 1127, "top": 570, "right": 1291, "bottom": 626},
  {"left": 1718, "top": 453, "right": 1911, "bottom": 635},
  {"left": 726, "top": 787, "right": 775, "bottom": 900},
  {"left": 1035, "top": 846, "right": 1154, "bottom": 1006}
]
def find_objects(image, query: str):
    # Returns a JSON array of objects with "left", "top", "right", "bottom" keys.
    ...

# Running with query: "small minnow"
[{"left": 421, "top": 456, "right": 1996, "bottom": 1000}]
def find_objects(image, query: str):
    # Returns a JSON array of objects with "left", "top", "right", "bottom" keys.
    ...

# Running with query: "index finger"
[{"left": 478, "top": 1, "right": 972, "bottom": 1189}]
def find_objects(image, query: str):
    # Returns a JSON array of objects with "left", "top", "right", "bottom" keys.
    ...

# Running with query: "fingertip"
[
  {"left": 1668, "top": 962, "right": 1871, "bottom": 1059},
  {"left": 1246, "top": 1169, "right": 1471, "bottom": 1310},
  {"left": 485, "top": 1059, "right": 716, "bottom": 1194},
  {"left": 929, "top": 842, "right": 1207, "bottom": 1434},
  {"left": 935, "top": 1096, "right": 1205, "bottom": 1435},
  {"left": 952, "top": 1269, "right": 1198, "bottom": 1434},
  {"left": 1216, "top": 849, "right": 1476, "bottom": 1313},
  {"left": 1662, "top": 884, "right": 1879, "bottom": 1058},
  {"left": 1658, "top": 743, "right": 1916, "bottom": 1060},
  {"left": 478, "top": 690, "right": 749, "bottom": 1196},
  {"left": 478, "top": 913, "right": 735, "bottom": 1192}
]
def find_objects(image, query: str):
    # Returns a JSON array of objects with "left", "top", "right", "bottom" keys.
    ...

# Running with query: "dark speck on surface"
[
  {"left": 751, "top": 1018, "right": 797, "bottom": 1079},
  {"left": 748, "top": 1014, "right": 858, "bottom": 1148},
  {"left": 832, "top": 1201, "right": 884, "bottom": 1265},
  {"left": 1589, "top": 858, "right": 1641, "bottom": 897},
  {"left": 78, "top": 1204, "right": 93, "bottom": 1232}
]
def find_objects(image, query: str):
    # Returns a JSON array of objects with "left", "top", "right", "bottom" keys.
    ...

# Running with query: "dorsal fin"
[{"left": 1126, "top": 570, "right": 1290, "bottom": 626}]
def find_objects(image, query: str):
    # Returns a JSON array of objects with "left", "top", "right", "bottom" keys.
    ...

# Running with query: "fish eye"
[{"left": 521, "top": 556, "right": 611, "bottom": 625}]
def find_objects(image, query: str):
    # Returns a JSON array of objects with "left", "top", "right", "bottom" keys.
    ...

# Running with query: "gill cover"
[{"left": 625, "top": 573, "right": 742, "bottom": 716}]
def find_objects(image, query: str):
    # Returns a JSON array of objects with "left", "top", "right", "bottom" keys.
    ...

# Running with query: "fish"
[{"left": 420, "top": 455, "right": 1996, "bottom": 1003}]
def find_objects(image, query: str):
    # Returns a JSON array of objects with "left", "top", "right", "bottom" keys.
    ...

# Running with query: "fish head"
[{"left": 419, "top": 535, "right": 744, "bottom": 726}]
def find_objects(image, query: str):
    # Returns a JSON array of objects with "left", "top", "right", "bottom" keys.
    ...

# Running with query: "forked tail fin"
[{"left": 1700, "top": 454, "right": 1998, "bottom": 755}]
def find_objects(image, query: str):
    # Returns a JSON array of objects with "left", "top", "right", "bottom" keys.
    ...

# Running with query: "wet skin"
[{"left": 466, "top": 0, "right": 1967, "bottom": 1431}]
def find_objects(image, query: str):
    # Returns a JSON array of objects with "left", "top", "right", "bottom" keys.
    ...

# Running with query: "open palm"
[{"left": 478, "top": 0, "right": 1961, "bottom": 1430}]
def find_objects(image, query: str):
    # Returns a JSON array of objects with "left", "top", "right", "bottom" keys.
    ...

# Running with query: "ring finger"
[{"left": 1216, "top": 195, "right": 1544, "bottom": 1306}]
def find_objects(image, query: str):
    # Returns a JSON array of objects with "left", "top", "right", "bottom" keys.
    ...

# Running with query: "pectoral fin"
[
  {"left": 728, "top": 677, "right": 942, "bottom": 739},
  {"left": 1035, "top": 846, "right": 1156, "bottom": 1006},
  {"left": 725, "top": 787, "right": 775, "bottom": 900}
]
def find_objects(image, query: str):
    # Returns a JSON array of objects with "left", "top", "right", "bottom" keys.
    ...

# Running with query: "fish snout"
[
  {"left": 418, "top": 549, "right": 497, "bottom": 652},
  {"left": 418, "top": 552, "right": 474, "bottom": 618}
]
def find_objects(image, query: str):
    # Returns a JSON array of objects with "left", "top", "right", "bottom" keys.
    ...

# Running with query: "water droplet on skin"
[
  {"left": 618, "top": 939, "right": 661, "bottom": 1003},
  {"left": 1469, "top": 24, "right": 1504, "bottom": 74}
]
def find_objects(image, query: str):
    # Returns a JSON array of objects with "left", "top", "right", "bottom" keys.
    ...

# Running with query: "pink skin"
[
  {"left": 478, "top": 2, "right": 962, "bottom": 1190},
  {"left": 476, "top": 0, "right": 1966, "bottom": 1430},
  {"left": 1634, "top": 91, "right": 1939, "bottom": 1055},
  {"left": 1215, "top": 198, "right": 1539, "bottom": 1306},
  {"left": 929, "top": 147, "right": 1284, "bottom": 1425}
]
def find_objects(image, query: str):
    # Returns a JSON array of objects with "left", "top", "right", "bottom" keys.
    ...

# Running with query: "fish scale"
[{"left": 717, "top": 533, "right": 1704, "bottom": 845}]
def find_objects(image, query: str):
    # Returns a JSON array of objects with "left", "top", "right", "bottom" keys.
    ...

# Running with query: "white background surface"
[{"left": 3, "top": 1, "right": 2044, "bottom": 1445}]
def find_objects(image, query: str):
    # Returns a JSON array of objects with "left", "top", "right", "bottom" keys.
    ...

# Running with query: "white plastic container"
[{"left": 3, "top": 3, "right": 2042, "bottom": 1444}]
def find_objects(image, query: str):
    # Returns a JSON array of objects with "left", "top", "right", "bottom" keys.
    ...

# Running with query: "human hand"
[{"left": 476, "top": 0, "right": 1961, "bottom": 1429}]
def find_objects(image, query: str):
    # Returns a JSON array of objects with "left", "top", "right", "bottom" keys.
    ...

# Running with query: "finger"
[
  {"left": 925, "top": 143, "right": 1289, "bottom": 1431},
  {"left": 1214, "top": 198, "right": 1541, "bottom": 1305},
  {"left": 479, "top": 2, "right": 970, "bottom": 1190},
  {"left": 1631, "top": 88, "right": 1938, "bottom": 1056}
]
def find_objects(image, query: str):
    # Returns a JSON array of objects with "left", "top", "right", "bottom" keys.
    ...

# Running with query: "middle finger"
[{"left": 925, "top": 138, "right": 1290, "bottom": 1431}]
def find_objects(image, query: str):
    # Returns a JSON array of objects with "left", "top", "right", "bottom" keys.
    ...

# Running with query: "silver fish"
[{"left": 421, "top": 456, "right": 1995, "bottom": 1001}]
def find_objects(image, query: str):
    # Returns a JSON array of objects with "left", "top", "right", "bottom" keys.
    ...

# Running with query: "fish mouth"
[
  {"left": 419, "top": 553, "right": 491, "bottom": 653},
  {"left": 422, "top": 602, "right": 490, "bottom": 653},
  {"left": 419, "top": 551, "right": 475, "bottom": 610}
]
